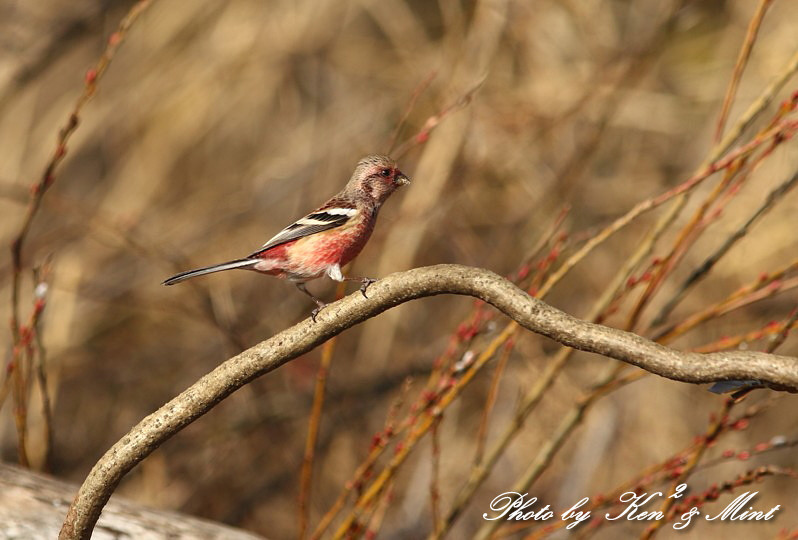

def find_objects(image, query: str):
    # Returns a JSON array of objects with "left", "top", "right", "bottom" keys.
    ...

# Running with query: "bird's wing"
[{"left": 248, "top": 205, "right": 359, "bottom": 257}]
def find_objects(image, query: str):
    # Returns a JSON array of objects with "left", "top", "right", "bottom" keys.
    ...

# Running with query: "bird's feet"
[
  {"left": 311, "top": 303, "right": 327, "bottom": 323},
  {"left": 302, "top": 278, "right": 376, "bottom": 321},
  {"left": 296, "top": 282, "right": 328, "bottom": 322},
  {"left": 360, "top": 277, "right": 377, "bottom": 298}
]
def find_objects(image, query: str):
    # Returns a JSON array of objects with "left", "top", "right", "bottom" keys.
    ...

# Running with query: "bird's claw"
[
  {"left": 311, "top": 303, "right": 327, "bottom": 322},
  {"left": 360, "top": 278, "right": 377, "bottom": 298},
  {"left": 309, "top": 278, "right": 374, "bottom": 320}
]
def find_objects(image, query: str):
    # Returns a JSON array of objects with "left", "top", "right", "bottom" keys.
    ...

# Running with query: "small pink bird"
[{"left": 163, "top": 155, "right": 410, "bottom": 319}]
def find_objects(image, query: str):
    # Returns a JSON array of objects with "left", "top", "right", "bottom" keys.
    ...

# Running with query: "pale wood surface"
[{"left": 0, "top": 462, "right": 264, "bottom": 539}]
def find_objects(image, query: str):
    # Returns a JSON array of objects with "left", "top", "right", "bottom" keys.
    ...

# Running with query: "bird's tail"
[{"left": 163, "top": 258, "right": 258, "bottom": 285}]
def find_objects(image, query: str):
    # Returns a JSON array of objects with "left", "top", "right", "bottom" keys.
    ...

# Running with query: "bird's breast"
[{"left": 287, "top": 218, "right": 375, "bottom": 272}]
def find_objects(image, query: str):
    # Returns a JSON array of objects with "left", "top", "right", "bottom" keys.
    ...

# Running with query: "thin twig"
[
  {"left": 474, "top": 363, "right": 628, "bottom": 540},
  {"left": 364, "top": 483, "right": 394, "bottom": 539},
  {"left": 297, "top": 283, "right": 345, "bottom": 540},
  {"left": 437, "top": 177, "right": 704, "bottom": 538},
  {"left": 309, "top": 379, "right": 412, "bottom": 540},
  {"left": 693, "top": 316, "right": 798, "bottom": 354},
  {"left": 387, "top": 71, "right": 437, "bottom": 154},
  {"left": 429, "top": 413, "right": 443, "bottom": 537},
  {"left": 31, "top": 263, "right": 54, "bottom": 471},
  {"left": 654, "top": 261, "right": 798, "bottom": 344},
  {"left": 626, "top": 163, "right": 741, "bottom": 331},
  {"left": 714, "top": 0, "right": 774, "bottom": 142},
  {"left": 640, "top": 399, "right": 735, "bottom": 539},
  {"left": 473, "top": 340, "right": 513, "bottom": 466},
  {"left": 627, "top": 117, "right": 795, "bottom": 331},
  {"left": 10, "top": 0, "right": 154, "bottom": 345},
  {"left": 536, "top": 118, "right": 798, "bottom": 301},
  {"left": 653, "top": 169, "right": 798, "bottom": 327},
  {"left": 6, "top": 0, "right": 155, "bottom": 468},
  {"left": 392, "top": 77, "right": 485, "bottom": 160}
]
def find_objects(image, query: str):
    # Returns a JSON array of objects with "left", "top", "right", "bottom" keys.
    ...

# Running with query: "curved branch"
[{"left": 59, "top": 264, "right": 798, "bottom": 539}]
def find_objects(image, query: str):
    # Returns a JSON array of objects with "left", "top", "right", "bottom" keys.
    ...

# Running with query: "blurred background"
[{"left": 2, "top": 0, "right": 798, "bottom": 538}]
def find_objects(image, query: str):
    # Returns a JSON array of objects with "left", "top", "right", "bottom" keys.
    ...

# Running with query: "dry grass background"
[{"left": 2, "top": 0, "right": 798, "bottom": 538}]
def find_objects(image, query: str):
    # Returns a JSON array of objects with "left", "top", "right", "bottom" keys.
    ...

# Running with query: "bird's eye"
[{"left": 379, "top": 168, "right": 392, "bottom": 177}]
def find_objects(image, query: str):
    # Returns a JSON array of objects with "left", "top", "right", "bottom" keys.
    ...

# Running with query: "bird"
[{"left": 163, "top": 155, "right": 410, "bottom": 320}]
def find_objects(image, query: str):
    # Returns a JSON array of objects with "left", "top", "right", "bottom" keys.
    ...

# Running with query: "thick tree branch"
[{"left": 59, "top": 264, "right": 798, "bottom": 539}]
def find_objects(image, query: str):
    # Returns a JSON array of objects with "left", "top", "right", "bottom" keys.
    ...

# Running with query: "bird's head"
[{"left": 348, "top": 154, "right": 410, "bottom": 204}]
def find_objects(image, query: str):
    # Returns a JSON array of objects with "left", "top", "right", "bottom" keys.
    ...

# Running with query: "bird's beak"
[{"left": 395, "top": 172, "right": 410, "bottom": 186}]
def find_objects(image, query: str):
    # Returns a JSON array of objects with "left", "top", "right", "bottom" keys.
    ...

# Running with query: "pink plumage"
[{"left": 163, "top": 155, "right": 410, "bottom": 319}]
